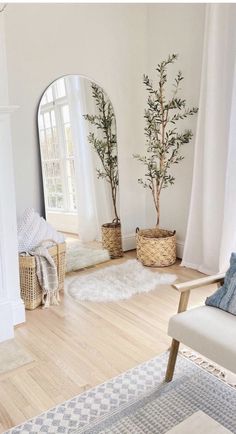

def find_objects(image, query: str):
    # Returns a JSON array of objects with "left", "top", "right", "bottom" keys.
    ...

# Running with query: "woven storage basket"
[
  {"left": 136, "top": 228, "right": 176, "bottom": 267},
  {"left": 101, "top": 221, "right": 123, "bottom": 259},
  {"left": 19, "top": 241, "right": 66, "bottom": 310}
]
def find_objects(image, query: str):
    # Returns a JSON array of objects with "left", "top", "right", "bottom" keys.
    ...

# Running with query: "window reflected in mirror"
[
  {"left": 38, "top": 75, "right": 119, "bottom": 242},
  {"left": 38, "top": 78, "right": 77, "bottom": 214}
]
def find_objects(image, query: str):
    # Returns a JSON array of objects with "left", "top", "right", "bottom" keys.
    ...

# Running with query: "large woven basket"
[
  {"left": 19, "top": 241, "right": 66, "bottom": 310},
  {"left": 136, "top": 228, "right": 176, "bottom": 267},
  {"left": 101, "top": 221, "right": 123, "bottom": 259}
]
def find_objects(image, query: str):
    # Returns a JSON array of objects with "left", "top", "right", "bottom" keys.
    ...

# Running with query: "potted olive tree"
[
  {"left": 134, "top": 54, "right": 198, "bottom": 267},
  {"left": 84, "top": 83, "right": 123, "bottom": 258}
]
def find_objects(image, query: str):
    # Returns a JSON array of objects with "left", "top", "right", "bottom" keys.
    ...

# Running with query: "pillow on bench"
[{"left": 206, "top": 252, "right": 236, "bottom": 315}]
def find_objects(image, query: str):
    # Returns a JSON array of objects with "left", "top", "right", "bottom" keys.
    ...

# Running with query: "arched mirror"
[{"left": 38, "top": 75, "right": 120, "bottom": 248}]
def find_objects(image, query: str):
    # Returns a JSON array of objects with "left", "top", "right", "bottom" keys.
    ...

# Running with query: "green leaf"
[{"left": 133, "top": 53, "right": 198, "bottom": 221}]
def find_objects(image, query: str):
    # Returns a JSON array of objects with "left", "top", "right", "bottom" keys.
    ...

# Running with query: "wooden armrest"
[{"left": 173, "top": 273, "right": 225, "bottom": 293}]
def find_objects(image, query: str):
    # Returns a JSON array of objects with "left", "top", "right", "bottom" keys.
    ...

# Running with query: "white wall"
[
  {"left": 5, "top": 3, "right": 147, "bottom": 247},
  {"left": 0, "top": 12, "right": 25, "bottom": 342},
  {"left": 146, "top": 4, "right": 205, "bottom": 255},
  {"left": 5, "top": 4, "right": 205, "bottom": 254}
]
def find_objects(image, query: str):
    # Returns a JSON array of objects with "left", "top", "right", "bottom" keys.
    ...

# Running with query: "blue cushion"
[{"left": 205, "top": 252, "right": 236, "bottom": 315}]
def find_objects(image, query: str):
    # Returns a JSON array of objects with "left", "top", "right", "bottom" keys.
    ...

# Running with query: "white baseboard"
[
  {"left": 122, "top": 234, "right": 136, "bottom": 251},
  {"left": 123, "top": 234, "right": 185, "bottom": 259},
  {"left": 176, "top": 241, "right": 184, "bottom": 259},
  {"left": 0, "top": 300, "right": 14, "bottom": 343}
]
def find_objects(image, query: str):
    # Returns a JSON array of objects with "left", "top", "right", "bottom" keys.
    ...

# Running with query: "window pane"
[
  {"left": 48, "top": 195, "right": 56, "bottom": 209},
  {"left": 40, "top": 132, "right": 48, "bottom": 160},
  {"left": 55, "top": 78, "right": 66, "bottom": 98},
  {"left": 72, "top": 194, "right": 77, "bottom": 210},
  {"left": 38, "top": 114, "right": 44, "bottom": 130},
  {"left": 46, "top": 128, "right": 52, "bottom": 143},
  {"left": 55, "top": 179, "right": 63, "bottom": 193},
  {"left": 39, "top": 83, "right": 78, "bottom": 213},
  {"left": 40, "top": 130, "right": 46, "bottom": 145},
  {"left": 45, "top": 86, "right": 53, "bottom": 103},
  {"left": 53, "top": 162, "right": 61, "bottom": 177},
  {"left": 56, "top": 196, "right": 64, "bottom": 209},
  {"left": 41, "top": 94, "right": 47, "bottom": 105},
  {"left": 44, "top": 112, "right": 51, "bottom": 129},
  {"left": 51, "top": 110, "right": 56, "bottom": 127}
]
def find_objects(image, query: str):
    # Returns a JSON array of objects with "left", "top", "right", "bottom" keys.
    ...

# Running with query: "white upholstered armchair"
[{"left": 165, "top": 272, "right": 236, "bottom": 382}]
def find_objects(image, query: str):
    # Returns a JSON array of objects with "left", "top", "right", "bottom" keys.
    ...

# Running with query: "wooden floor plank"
[{"left": 0, "top": 253, "right": 213, "bottom": 432}]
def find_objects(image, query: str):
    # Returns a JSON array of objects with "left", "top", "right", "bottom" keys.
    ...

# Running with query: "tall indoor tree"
[
  {"left": 84, "top": 83, "right": 119, "bottom": 223},
  {"left": 134, "top": 53, "right": 198, "bottom": 227},
  {"left": 84, "top": 82, "right": 123, "bottom": 258}
]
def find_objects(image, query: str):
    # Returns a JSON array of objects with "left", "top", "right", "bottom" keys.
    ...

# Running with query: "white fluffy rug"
[
  {"left": 66, "top": 239, "right": 110, "bottom": 272},
  {"left": 66, "top": 259, "right": 177, "bottom": 302}
]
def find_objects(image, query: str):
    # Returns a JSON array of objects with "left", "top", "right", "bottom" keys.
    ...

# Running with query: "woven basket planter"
[
  {"left": 102, "top": 222, "right": 123, "bottom": 259},
  {"left": 19, "top": 241, "right": 66, "bottom": 310},
  {"left": 136, "top": 227, "right": 176, "bottom": 267}
]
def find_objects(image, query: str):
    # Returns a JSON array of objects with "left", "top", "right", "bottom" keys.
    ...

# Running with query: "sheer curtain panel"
[{"left": 182, "top": 4, "right": 236, "bottom": 274}]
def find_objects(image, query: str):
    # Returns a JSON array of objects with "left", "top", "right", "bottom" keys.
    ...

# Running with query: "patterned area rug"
[
  {"left": 6, "top": 353, "right": 236, "bottom": 433},
  {"left": 180, "top": 348, "right": 236, "bottom": 387},
  {"left": 66, "top": 259, "right": 176, "bottom": 302}
]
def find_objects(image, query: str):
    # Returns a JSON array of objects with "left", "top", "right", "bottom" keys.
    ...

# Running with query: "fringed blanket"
[{"left": 29, "top": 246, "right": 59, "bottom": 308}]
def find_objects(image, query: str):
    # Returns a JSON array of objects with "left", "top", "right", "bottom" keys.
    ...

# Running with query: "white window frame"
[{"left": 39, "top": 79, "right": 77, "bottom": 215}]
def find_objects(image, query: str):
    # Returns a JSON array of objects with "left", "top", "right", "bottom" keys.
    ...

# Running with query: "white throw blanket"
[
  {"left": 29, "top": 246, "right": 59, "bottom": 308},
  {"left": 17, "top": 208, "right": 65, "bottom": 253}
]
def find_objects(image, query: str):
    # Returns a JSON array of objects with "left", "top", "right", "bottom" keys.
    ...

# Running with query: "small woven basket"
[
  {"left": 101, "top": 221, "right": 123, "bottom": 259},
  {"left": 19, "top": 241, "right": 66, "bottom": 310},
  {"left": 136, "top": 227, "right": 176, "bottom": 267}
]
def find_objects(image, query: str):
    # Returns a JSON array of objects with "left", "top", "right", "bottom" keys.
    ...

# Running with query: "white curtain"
[
  {"left": 182, "top": 4, "right": 236, "bottom": 274},
  {"left": 66, "top": 76, "right": 113, "bottom": 242}
]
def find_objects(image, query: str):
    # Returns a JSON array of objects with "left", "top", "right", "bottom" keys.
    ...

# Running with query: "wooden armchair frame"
[{"left": 165, "top": 272, "right": 225, "bottom": 382}]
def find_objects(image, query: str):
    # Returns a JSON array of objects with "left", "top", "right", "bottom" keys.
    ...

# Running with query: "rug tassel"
[{"left": 180, "top": 348, "right": 236, "bottom": 387}]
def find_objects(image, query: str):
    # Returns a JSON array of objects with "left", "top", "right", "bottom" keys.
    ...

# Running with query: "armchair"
[{"left": 165, "top": 272, "right": 236, "bottom": 382}]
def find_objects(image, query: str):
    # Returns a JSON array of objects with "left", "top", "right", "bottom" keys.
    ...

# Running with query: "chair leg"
[{"left": 165, "top": 339, "right": 180, "bottom": 382}]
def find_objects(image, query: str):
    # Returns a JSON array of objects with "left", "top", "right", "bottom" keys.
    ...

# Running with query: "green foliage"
[
  {"left": 133, "top": 54, "right": 198, "bottom": 226},
  {"left": 84, "top": 83, "right": 119, "bottom": 222}
]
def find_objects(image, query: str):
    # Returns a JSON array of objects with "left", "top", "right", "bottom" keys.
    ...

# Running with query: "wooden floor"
[{"left": 0, "top": 252, "right": 215, "bottom": 432}]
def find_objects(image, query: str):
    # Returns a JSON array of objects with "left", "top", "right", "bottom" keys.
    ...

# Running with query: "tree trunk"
[
  {"left": 111, "top": 183, "right": 119, "bottom": 223},
  {"left": 156, "top": 190, "right": 160, "bottom": 227},
  {"left": 113, "top": 200, "right": 119, "bottom": 223}
]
